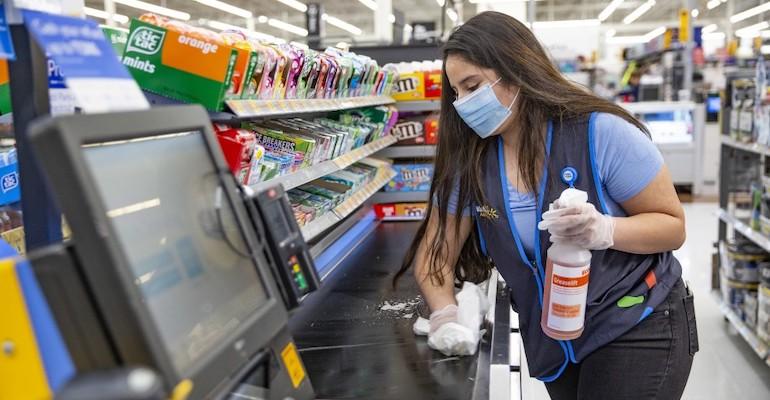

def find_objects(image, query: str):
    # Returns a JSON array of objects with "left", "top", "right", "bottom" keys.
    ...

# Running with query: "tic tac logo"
[
  {"left": 475, "top": 205, "right": 499, "bottom": 221},
  {"left": 1, "top": 172, "right": 18, "bottom": 193},
  {"left": 126, "top": 26, "right": 165, "bottom": 56}
]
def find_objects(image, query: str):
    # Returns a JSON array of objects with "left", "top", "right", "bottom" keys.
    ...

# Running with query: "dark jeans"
[{"left": 544, "top": 279, "right": 699, "bottom": 400}]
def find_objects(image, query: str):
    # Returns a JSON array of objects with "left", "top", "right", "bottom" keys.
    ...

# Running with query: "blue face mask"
[{"left": 453, "top": 78, "right": 519, "bottom": 138}]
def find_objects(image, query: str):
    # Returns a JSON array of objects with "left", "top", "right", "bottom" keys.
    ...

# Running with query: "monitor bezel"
[{"left": 30, "top": 105, "right": 289, "bottom": 399}]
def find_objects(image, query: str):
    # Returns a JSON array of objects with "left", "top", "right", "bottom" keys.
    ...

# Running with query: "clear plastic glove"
[
  {"left": 429, "top": 304, "right": 458, "bottom": 334},
  {"left": 538, "top": 202, "right": 615, "bottom": 250}
]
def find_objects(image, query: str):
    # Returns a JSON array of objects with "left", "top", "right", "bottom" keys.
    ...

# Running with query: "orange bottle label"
[{"left": 547, "top": 263, "right": 590, "bottom": 331}]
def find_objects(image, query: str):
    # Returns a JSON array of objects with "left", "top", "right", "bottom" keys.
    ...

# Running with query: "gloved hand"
[
  {"left": 538, "top": 202, "right": 615, "bottom": 250},
  {"left": 429, "top": 304, "right": 458, "bottom": 334},
  {"left": 420, "top": 283, "right": 491, "bottom": 356}
]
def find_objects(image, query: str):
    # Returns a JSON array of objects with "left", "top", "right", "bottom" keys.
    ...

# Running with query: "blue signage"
[
  {"left": 0, "top": 162, "right": 20, "bottom": 206},
  {"left": 22, "top": 9, "right": 129, "bottom": 79},
  {"left": 0, "top": 5, "right": 16, "bottom": 60}
]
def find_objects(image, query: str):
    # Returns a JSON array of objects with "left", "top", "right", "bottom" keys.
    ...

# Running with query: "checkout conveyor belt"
[{"left": 289, "top": 221, "right": 520, "bottom": 400}]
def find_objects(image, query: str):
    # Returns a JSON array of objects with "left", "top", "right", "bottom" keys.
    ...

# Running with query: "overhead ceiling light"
[
  {"left": 84, "top": 6, "right": 129, "bottom": 24},
  {"left": 702, "top": 24, "right": 717, "bottom": 34},
  {"left": 204, "top": 19, "right": 245, "bottom": 31},
  {"left": 436, "top": 0, "right": 445, "bottom": 7},
  {"left": 702, "top": 32, "right": 726, "bottom": 41},
  {"left": 706, "top": 0, "right": 721, "bottom": 10},
  {"left": 606, "top": 28, "right": 617, "bottom": 37},
  {"left": 446, "top": 9, "right": 458, "bottom": 22},
  {"left": 358, "top": 0, "right": 378, "bottom": 11},
  {"left": 735, "top": 21, "right": 770, "bottom": 38},
  {"left": 276, "top": 0, "right": 308, "bottom": 13},
  {"left": 113, "top": 0, "right": 190, "bottom": 21},
  {"left": 193, "top": 1, "right": 251, "bottom": 18},
  {"left": 623, "top": 0, "right": 655, "bottom": 25},
  {"left": 257, "top": 15, "right": 268, "bottom": 24},
  {"left": 691, "top": 9, "right": 699, "bottom": 18},
  {"left": 731, "top": 3, "right": 770, "bottom": 24},
  {"left": 607, "top": 26, "right": 665, "bottom": 44},
  {"left": 598, "top": 0, "right": 624, "bottom": 22},
  {"left": 268, "top": 18, "right": 309, "bottom": 36},
  {"left": 322, "top": 14, "right": 363, "bottom": 36},
  {"left": 533, "top": 19, "right": 601, "bottom": 29},
  {"left": 762, "top": 30, "right": 770, "bottom": 39},
  {"left": 468, "top": 0, "right": 544, "bottom": 2},
  {"left": 389, "top": 14, "right": 396, "bottom": 24},
  {"left": 645, "top": 26, "right": 666, "bottom": 41}
]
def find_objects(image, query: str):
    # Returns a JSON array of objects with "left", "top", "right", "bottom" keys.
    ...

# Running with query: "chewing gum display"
[{"left": 287, "top": 163, "right": 379, "bottom": 227}]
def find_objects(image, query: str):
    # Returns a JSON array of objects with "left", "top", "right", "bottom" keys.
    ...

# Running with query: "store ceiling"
[{"left": 85, "top": 0, "right": 768, "bottom": 42}]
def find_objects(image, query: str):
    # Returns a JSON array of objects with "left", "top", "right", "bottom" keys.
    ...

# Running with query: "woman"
[{"left": 395, "top": 12, "right": 698, "bottom": 400}]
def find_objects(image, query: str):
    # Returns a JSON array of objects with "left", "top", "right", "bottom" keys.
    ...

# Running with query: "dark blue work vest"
[{"left": 475, "top": 113, "right": 682, "bottom": 382}]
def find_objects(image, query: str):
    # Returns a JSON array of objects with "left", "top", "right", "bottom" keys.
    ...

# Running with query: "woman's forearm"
[
  {"left": 612, "top": 213, "right": 686, "bottom": 254},
  {"left": 414, "top": 246, "right": 456, "bottom": 312},
  {"left": 414, "top": 212, "right": 473, "bottom": 312}
]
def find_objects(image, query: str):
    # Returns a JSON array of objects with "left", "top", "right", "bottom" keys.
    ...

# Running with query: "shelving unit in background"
[{"left": 714, "top": 70, "right": 770, "bottom": 368}]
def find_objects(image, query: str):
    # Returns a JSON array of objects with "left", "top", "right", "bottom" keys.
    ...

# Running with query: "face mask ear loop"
[{"left": 506, "top": 88, "right": 520, "bottom": 111}]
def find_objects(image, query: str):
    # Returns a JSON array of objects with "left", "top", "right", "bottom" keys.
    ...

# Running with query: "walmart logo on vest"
[{"left": 476, "top": 205, "right": 499, "bottom": 221}]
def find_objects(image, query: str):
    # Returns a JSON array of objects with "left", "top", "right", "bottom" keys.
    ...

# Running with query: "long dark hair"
[{"left": 393, "top": 11, "right": 649, "bottom": 288}]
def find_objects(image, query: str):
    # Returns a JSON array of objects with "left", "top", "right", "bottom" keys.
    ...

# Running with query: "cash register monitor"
[{"left": 29, "top": 106, "right": 299, "bottom": 399}]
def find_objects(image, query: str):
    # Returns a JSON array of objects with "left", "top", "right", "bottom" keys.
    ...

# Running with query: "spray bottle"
[{"left": 540, "top": 170, "right": 592, "bottom": 341}]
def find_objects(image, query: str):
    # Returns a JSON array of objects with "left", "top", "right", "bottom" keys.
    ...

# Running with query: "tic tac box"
[
  {"left": 384, "top": 164, "right": 433, "bottom": 192},
  {"left": 392, "top": 72, "right": 426, "bottom": 101},
  {"left": 122, "top": 18, "right": 240, "bottom": 111},
  {"left": 102, "top": 26, "right": 128, "bottom": 57}
]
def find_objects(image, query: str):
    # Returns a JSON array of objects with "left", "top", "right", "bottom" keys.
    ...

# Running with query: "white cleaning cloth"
[
  {"left": 427, "top": 322, "right": 478, "bottom": 356},
  {"left": 413, "top": 317, "right": 430, "bottom": 336},
  {"left": 415, "top": 281, "right": 491, "bottom": 356}
]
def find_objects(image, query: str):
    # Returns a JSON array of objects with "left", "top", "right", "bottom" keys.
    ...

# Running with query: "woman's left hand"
[{"left": 538, "top": 203, "right": 615, "bottom": 250}]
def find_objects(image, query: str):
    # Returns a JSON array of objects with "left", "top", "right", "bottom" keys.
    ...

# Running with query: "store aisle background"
[{"left": 522, "top": 202, "right": 770, "bottom": 400}]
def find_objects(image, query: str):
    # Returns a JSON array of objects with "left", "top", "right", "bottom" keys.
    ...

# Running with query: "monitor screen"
[
  {"left": 82, "top": 131, "right": 269, "bottom": 375},
  {"left": 707, "top": 95, "right": 721, "bottom": 114}
]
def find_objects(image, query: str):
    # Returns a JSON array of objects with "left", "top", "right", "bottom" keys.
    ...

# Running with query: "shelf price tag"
[{"left": 23, "top": 10, "right": 149, "bottom": 113}]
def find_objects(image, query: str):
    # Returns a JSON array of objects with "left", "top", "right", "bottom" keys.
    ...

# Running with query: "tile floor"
[{"left": 521, "top": 202, "right": 770, "bottom": 400}]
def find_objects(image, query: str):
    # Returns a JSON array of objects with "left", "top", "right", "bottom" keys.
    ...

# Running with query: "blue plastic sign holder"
[{"left": 23, "top": 9, "right": 148, "bottom": 113}]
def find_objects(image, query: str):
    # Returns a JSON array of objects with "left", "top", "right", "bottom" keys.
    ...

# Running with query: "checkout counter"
[{"left": 2, "top": 105, "right": 517, "bottom": 399}]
